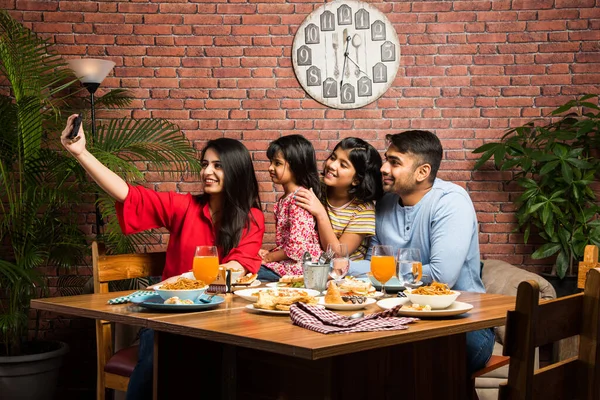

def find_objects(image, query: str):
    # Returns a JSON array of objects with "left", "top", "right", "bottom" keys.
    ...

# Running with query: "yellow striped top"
[{"left": 326, "top": 197, "right": 376, "bottom": 260}]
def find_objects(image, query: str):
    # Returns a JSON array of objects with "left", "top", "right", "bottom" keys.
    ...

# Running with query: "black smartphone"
[{"left": 68, "top": 114, "right": 82, "bottom": 140}]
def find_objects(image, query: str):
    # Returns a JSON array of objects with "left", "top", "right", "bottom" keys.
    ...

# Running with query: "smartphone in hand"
[{"left": 67, "top": 114, "right": 82, "bottom": 140}]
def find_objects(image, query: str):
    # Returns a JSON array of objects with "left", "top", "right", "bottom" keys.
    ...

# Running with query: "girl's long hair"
[
  {"left": 267, "top": 135, "right": 321, "bottom": 198},
  {"left": 329, "top": 137, "right": 383, "bottom": 202},
  {"left": 197, "top": 138, "right": 261, "bottom": 257}
]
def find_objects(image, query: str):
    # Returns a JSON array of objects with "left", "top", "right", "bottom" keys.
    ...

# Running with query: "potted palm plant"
[
  {"left": 0, "top": 10, "right": 201, "bottom": 397},
  {"left": 473, "top": 95, "right": 600, "bottom": 295}
]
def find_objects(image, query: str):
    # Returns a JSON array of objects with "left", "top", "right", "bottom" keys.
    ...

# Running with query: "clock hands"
[
  {"left": 344, "top": 55, "right": 371, "bottom": 80},
  {"left": 340, "top": 30, "right": 351, "bottom": 90}
]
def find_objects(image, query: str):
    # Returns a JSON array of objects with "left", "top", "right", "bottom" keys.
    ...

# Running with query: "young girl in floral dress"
[{"left": 258, "top": 135, "right": 323, "bottom": 280}]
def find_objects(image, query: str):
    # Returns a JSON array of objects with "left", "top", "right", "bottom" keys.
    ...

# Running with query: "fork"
[
  {"left": 332, "top": 33, "right": 339, "bottom": 79},
  {"left": 198, "top": 293, "right": 220, "bottom": 303},
  {"left": 397, "top": 291, "right": 407, "bottom": 298}
]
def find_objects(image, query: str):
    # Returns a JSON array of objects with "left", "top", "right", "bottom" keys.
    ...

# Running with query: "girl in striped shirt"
[{"left": 295, "top": 137, "right": 383, "bottom": 261}]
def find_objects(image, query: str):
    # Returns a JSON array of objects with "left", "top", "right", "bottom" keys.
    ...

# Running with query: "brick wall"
[{"left": 3, "top": 0, "right": 599, "bottom": 270}]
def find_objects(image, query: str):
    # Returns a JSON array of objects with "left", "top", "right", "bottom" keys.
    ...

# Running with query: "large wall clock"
[{"left": 292, "top": 0, "right": 400, "bottom": 109}]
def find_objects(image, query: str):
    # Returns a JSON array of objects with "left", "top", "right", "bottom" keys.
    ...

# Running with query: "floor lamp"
[{"left": 68, "top": 58, "right": 115, "bottom": 236}]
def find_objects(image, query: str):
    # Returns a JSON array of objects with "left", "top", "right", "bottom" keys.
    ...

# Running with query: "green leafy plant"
[
  {"left": 473, "top": 95, "right": 600, "bottom": 278},
  {"left": 0, "top": 10, "right": 201, "bottom": 355}
]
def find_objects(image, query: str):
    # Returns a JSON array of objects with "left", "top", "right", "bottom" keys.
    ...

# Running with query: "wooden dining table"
[{"left": 32, "top": 290, "right": 515, "bottom": 400}]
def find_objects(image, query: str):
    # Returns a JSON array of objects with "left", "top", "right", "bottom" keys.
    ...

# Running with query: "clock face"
[{"left": 292, "top": 0, "right": 400, "bottom": 109}]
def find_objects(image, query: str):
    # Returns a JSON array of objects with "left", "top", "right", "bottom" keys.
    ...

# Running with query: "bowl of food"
[
  {"left": 404, "top": 282, "right": 460, "bottom": 309},
  {"left": 154, "top": 277, "right": 208, "bottom": 302}
]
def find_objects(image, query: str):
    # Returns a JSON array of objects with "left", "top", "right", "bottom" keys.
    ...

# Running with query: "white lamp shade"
[{"left": 68, "top": 59, "right": 115, "bottom": 84}]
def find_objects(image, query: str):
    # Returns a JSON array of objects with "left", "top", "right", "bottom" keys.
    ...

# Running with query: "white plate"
[
  {"left": 375, "top": 297, "right": 410, "bottom": 310},
  {"left": 321, "top": 290, "right": 384, "bottom": 299},
  {"left": 245, "top": 304, "right": 291, "bottom": 315},
  {"left": 234, "top": 287, "right": 321, "bottom": 303},
  {"left": 265, "top": 282, "right": 305, "bottom": 288},
  {"left": 317, "top": 296, "right": 376, "bottom": 310},
  {"left": 377, "top": 299, "right": 473, "bottom": 317},
  {"left": 231, "top": 279, "right": 261, "bottom": 289}
]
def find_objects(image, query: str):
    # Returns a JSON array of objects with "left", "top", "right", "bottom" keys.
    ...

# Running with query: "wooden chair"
[
  {"left": 92, "top": 241, "right": 166, "bottom": 400},
  {"left": 498, "top": 267, "right": 600, "bottom": 400},
  {"left": 578, "top": 245, "right": 599, "bottom": 290},
  {"left": 470, "top": 355, "right": 510, "bottom": 399}
]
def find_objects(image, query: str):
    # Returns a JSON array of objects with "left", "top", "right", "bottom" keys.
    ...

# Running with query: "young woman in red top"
[{"left": 60, "top": 114, "right": 264, "bottom": 399}]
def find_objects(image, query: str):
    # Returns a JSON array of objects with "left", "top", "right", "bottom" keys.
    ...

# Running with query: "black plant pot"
[
  {"left": 0, "top": 341, "right": 69, "bottom": 400},
  {"left": 540, "top": 272, "right": 580, "bottom": 298}
]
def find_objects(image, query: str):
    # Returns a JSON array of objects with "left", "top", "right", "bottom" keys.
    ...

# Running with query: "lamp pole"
[{"left": 67, "top": 59, "right": 115, "bottom": 238}]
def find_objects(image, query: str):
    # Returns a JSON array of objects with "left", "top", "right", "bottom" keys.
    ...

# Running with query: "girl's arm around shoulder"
[{"left": 221, "top": 207, "right": 266, "bottom": 274}]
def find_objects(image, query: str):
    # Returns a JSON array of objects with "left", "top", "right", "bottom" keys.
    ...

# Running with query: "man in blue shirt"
[{"left": 372, "top": 130, "right": 493, "bottom": 375}]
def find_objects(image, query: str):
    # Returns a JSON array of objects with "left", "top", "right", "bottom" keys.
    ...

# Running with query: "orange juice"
[
  {"left": 371, "top": 255, "right": 396, "bottom": 284},
  {"left": 193, "top": 256, "right": 219, "bottom": 285}
]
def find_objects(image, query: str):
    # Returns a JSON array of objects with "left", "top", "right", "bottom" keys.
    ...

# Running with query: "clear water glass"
[{"left": 328, "top": 243, "right": 349, "bottom": 281}]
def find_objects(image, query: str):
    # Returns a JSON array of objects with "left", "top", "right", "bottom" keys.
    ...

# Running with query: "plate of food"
[
  {"left": 335, "top": 276, "right": 379, "bottom": 297},
  {"left": 318, "top": 281, "right": 376, "bottom": 310},
  {"left": 395, "top": 301, "right": 473, "bottom": 317},
  {"left": 265, "top": 274, "right": 305, "bottom": 288},
  {"left": 231, "top": 272, "right": 260, "bottom": 287},
  {"left": 376, "top": 297, "right": 410, "bottom": 310},
  {"left": 131, "top": 294, "right": 224, "bottom": 311},
  {"left": 234, "top": 287, "right": 321, "bottom": 303},
  {"left": 403, "top": 282, "right": 461, "bottom": 309},
  {"left": 245, "top": 304, "right": 291, "bottom": 315},
  {"left": 245, "top": 288, "right": 320, "bottom": 314}
]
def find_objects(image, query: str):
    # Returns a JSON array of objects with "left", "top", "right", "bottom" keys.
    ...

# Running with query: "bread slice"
[{"left": 235, "top": 273, "right": 257, "bottom": 285}]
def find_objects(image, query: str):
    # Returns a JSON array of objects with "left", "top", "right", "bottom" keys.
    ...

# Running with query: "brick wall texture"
[{"left": 3, "top": 0, "right": 600, "bottom": 272}]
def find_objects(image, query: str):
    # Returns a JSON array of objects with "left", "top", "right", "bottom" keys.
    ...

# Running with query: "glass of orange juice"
[
  {"left": 193, "top": 246, "right": 219, "bottom": 285},
  {"left": 370, "top": 245, "right": 396, "bottom": 297}
]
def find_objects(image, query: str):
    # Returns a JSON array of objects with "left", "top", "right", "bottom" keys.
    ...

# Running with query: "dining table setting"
[{"left": 31, "top": 258, "right": 516, "bottom": 400}]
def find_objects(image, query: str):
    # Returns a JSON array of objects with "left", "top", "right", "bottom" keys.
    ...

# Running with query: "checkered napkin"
[
  {"left": 289, "top": 303, "right": 418, "bottom": 334},
  {"left": 107, "top": 290, "right": 155, "bottom": 305}
]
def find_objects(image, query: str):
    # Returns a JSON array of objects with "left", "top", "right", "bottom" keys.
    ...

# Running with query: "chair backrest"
[
  {"left": 578, "top": 245, "right": 599, "bottom": 289},
  {"left": 92, "top": 241, "right": 166, "bottom": 293},
  {"left": 91, "top": 241, "right": 166, "bottom": 398},
  {"left": 499, "top": 267, "right": 600, "bottom": 400}
]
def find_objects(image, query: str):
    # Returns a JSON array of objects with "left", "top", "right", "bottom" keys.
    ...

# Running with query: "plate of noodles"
[
  {"left": 153, "top": 277, "right": 208, "bottom": 302},
  {"left": 403, "top": 282, "right": 460, "bottom": 309},
  {"left": 131, "top": 294, "right": 224, "bottom": 311}
]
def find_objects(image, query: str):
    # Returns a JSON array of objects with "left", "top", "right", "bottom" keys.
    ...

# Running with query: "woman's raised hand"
[
  {"left": 61, "top": 114, "right": 86, "bottom": 157},
  {"left": 295, "top": 187, "right": 326, "bottom": 219}
]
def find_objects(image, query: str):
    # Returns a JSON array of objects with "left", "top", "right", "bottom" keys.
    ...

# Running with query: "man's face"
[{"left": 380, "top": 145, "right": 421, "bottom": 195}]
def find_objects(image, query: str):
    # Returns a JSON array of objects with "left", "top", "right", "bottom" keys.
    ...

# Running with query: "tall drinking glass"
[
  {"left": 397, "top": 248, "right": 423, "bottom": 288},
  {"left": 370, "top": 245, "right": 395, "bottom": 297},
  {"left": 328, "top": 243, "right": 349, "bottom": 281},
  {"left": 193, "top": 246, "right": 219, "bottom": 285}
]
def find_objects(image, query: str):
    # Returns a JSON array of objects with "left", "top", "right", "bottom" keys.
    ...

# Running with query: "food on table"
[
  {"left": 160, "top": 277, "right": 206, "bottom": 290},
  {"left": 338, "top": 276, "right": 376, "bottom": 297},
  {"left": 402, "top": 303, "right": 432, "bottom": 311},
  {"left": 253, "top": 289, "right": 317, "bottom": 311},
  {"left": 324, "top": 281, "right": 347, "bottom": 304},
  {"left": 164, "top": 296, "right": 194, "bottom": 305},
  {"left": 410, "top": 282, "right": 453, "bottom": 295},
  {"left": 235, "top": 273, "right": 258, "bottom": 285},
  {"left": 276, "top": 274, "right": 304, "bottom": 288}
]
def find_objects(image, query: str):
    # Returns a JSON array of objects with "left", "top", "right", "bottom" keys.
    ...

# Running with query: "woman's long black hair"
[
  {"left": 327, "top": 137, "right": 383, "bottom": 202},
  {"left": 197, "top": 138, "right": 261, "bottom": 257},
  {"left": 267, "top": 135, "right": 321, "bottom": 198}
]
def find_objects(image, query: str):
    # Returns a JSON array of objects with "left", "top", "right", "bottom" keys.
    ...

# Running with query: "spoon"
[
  {"left": 348, "top": 311, "right": 364, "bottom": 319},
  {"left": 351, "top": 34, "right": 362, "bottom": 77}
]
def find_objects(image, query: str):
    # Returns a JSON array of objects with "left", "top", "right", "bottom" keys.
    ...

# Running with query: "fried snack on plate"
[
  {"left": 253, "top": 290, "right": 317, "bottom": 311},
  {"left": 338, "top": 276, "right": 376, "bottom": 296},
  {"left": 235, "top": 273, "right": 258, "bottom": 285},
  {"left": 324, "top": 281, "right": 349, "bottom": 304},
  {"left": 164, "top": 296, "right": 194, "bottom": 305},
  {"left": 277, "top": 274, "right": 304, "bottom": 288}
]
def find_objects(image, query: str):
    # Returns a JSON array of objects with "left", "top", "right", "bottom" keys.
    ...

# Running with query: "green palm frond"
[{"left": 94, "top": 88, "right": 133, "bottom": 109}]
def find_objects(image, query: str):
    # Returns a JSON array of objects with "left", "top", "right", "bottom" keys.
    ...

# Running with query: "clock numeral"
[
  {"left": 323, "top": 78, "right": 338, "bottom": 98},
  {"left": 320, "top": 11, "right": 335, "bottom": 31},
  {"left": 357, "top": 77, "right": 372, "bottom": 97},
  {"left": 381, "top": 41, "right": 396, "bottom": 62},
  {"left": 297, "top": 45, "right": 312, "bottom": 66},
  {"left": 371, "top": 20, "right": 386, "bottom": 41},
  {"left": 305, "top": 23, "right": 320, "bottom": 44},
  {"left": 355, "top": 9, "right": 370, "bottom": 30},
  {"left": 373, "top": 63, "right": 388, "bottom": 83},
  {"left": 337, "top": 4, "right": 352, "bottom": 25},
  {"left": 307, "top": 66, "right": 322, "bottom": 86},
  {"left": 341, "top": 83, "right": 356, "bottom": 104}
]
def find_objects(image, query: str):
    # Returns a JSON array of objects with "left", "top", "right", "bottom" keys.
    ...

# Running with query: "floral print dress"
[{"left": 264, "top": 188, "right": 322, "bottom": 276}]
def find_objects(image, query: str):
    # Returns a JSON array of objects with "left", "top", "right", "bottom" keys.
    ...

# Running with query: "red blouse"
[{"left": 115, "top": 185, "right": 265, "bottom": 279}]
